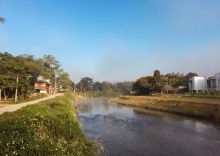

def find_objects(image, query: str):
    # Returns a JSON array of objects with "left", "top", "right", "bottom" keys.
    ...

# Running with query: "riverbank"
[
  {"left": 110, "top": 95, "right": 220, "bottom": 123},
  {"left": 0, "top": 92, "right": 97, "bottom": 155}
]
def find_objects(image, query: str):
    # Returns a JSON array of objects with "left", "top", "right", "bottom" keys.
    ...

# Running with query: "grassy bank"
[
  {"left": 0, "top": 92, "right": 97, "bottom": 155},
  {"left": 110, "top": 95, "right": 220, "bottom": 123}
]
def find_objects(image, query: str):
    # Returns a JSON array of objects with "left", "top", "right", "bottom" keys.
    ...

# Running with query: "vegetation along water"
[
  {"left": 110, "top": 95, "right": 220, "bottom": 123},
  {"left": 0, "top": 92, "right": 98, "bottom": 155}
]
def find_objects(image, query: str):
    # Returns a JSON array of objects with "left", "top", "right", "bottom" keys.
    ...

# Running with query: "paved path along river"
[{"left": 0, "top": 93, "right": 64, "bottom": 115}]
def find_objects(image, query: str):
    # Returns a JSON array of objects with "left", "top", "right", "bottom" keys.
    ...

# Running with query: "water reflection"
[{"left": 77, "top": 97, "right": 220, "bottom": 156}]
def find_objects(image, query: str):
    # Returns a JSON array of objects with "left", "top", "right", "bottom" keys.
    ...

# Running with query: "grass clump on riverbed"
[
  {"left": 0, "top": 92, "right": 97, "bottom": 155},
  {"left": 110, "top": 95, "right": 220, "bottom": 123}
]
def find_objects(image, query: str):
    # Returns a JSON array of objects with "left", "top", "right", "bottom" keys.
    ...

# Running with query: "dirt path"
[{"left": 0, "top": 93, "right": 64, "bottom": 115}]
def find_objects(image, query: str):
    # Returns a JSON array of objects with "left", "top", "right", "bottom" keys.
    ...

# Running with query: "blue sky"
[{"left": 1, "top": 0, "right": 220, "bottom": 83}]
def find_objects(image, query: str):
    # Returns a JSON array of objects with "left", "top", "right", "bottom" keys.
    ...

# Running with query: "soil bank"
[{"left": 110, "top": 95, "right": 220, "bottom": 123}]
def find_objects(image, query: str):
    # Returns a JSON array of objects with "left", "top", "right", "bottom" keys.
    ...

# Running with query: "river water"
[{"left": 76, "top": 97, "right": 220, "bottom": 156}]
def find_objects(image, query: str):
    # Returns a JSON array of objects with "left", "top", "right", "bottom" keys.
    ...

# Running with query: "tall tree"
[
  {"left": 93, "top": 82, "right": 102, "bottom": 92},
  {"left": 0, "top": 52, "right": 14, "bottom": 101},
  {"left": 113, "top": 81, "right": 134, "bottom": 94},
  {"left": 0, "top": 53, "right": 53, "bottom": 101},
  {"left": 77, "top": 77, "right": 93, "bottom": 92},
  {"left": 56, "top": 69, "right": 72, "bottom": 91},
  {"left": 153, "top": 70, "right": 163, "bottom": 92},
  {"left": 43, "top": 55, "right": 60, "bottom": 93},
  {"left": 101, "top": 81, "right": 112, "bottom": 93},
  {"left": 133, "top": 76, "right": 154, "bottom": 94}
]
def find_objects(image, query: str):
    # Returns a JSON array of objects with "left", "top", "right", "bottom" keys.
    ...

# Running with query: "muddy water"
[{"left": 76, "top": 97, "right": 220, "bottom": 156}]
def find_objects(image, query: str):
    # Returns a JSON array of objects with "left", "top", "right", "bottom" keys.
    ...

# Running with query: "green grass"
[{"left": 0, "top": 92, "right": 98, "bottom": 155}]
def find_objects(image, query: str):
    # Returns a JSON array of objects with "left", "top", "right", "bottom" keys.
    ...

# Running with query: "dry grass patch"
[{"left": 110, "top": 95, "right": 220, "bottom": 123}]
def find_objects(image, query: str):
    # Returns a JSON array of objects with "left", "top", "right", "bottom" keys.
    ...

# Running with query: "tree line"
[
  {"left": 75, "top": 77, "right": 133, "bottom": 95},
  {"left": 133, "top": 70, "right": 198, "bottom": 95},
  {"left": 75, "top": 70, "right": 197, "bottom": 95},
  {"left": 0, "top": 52, "right": 72, "bottom": 101}
]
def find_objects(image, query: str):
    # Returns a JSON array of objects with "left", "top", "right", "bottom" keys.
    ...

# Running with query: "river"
[{"left": 76, "top": 97, "right": 220, "bottom": 156}]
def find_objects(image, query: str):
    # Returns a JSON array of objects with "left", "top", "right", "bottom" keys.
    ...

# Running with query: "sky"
[{"left": 1, "top": 0, "right": 220, "bottom": 83}]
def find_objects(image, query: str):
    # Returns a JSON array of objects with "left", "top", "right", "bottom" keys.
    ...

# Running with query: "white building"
[
  {"left": 189, "top": 77, "right": 205, "bottom": 91},
  {"left": 189, "top": 72, "right": 220, "bottom": 91},
  {"left": 214, "top": 73, "right": 220, "bottom": 90}
]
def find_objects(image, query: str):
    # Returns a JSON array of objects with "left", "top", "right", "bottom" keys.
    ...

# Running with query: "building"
[
  {"left": 189, "top": 72, "right": 220, "bottom": 92},
  {"left": 189, "top": 77, "right": 205, "bottom": 91},
  {"left": 34, "top": 76, "right": 53, "bottom": 94}
]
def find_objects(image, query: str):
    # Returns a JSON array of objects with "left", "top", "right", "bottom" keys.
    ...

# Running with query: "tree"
[
  {"left": 76, "top": 77, "right": 93, "bottom": 92},
  {"left": 93, "top": 82, "right": 102, "bottom": 92},
  {"left": 56, "top": 69, "right": 73, "bottom": 91},
  {"left": 101, "top": 81, "right": 112, "bottom": 93},
  {"left": 43, "top": 55, "right": 60, "bottom": 93},
  {"left": 133, "top": 70, "right": 199, "bottom": 95},
  {"left": 0, "top": 52, "right": 72, "bottom": 101},
  {"left": 113, "top": 81, "right": 134, "bottom": 94},
  {"left": 0, "top": 52, "right": 14, "bottom": 101},
  {"left": 164, "top": 72, "right": 183, "bottom": 87},
  {"left": 0, "top": 53, "right": 58, "bottom": 101},
  {"left": 152, "top": 70, "right": 163, "bottom": 92},
  {"left": 133, "top": 76, "right": 154, "bottom": 94},
  {"left": 1, "top": 55, "right": 27, "bottom": 102},
  {"left": 0, "top": 17, "right": 5, "bottom": 23}
]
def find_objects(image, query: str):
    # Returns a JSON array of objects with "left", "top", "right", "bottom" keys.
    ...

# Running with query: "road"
[{"left": 0, "top": 93, "right": 64, "bottom": 115}]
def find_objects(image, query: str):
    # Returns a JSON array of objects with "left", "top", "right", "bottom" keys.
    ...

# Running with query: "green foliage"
[
  {"left": 133, "top": 76, "right": 154, "bottom": 94},
  {"left": 112, "top": 81, "right": 134, "bottom": 95},
  {"left": 101, "top": 81, "right": 112, "bottom": 93},
  {"left": 57, "top": 69, "right": 73, "bottom": 91},
  {"left": 133, "top": 70, "right": 198, "bottom": 95},
  {"left": 0, "top": 52, "right": 72, "bottom": 101},
  {"left": 93, "top": 82, "right": 102, "bottom": 92},
  {"left": 0, "top": 93, "right": 96, "bottom": 155},
  {"left": 76, "top": 77, "right": 93, "bottom": 92}
]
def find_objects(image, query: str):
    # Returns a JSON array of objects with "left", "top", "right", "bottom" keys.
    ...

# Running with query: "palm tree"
[{"left": 0, "top": 17, "right": 6, "bottom": 23}]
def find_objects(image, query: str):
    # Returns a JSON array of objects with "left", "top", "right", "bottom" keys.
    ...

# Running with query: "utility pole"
[{"left": 15, "top": 74, "right": 19, "bottom": 102}]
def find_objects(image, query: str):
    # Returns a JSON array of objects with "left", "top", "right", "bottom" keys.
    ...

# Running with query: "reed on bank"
[{"left": 0, "top": 92, "right": 97, "bottom": 155}]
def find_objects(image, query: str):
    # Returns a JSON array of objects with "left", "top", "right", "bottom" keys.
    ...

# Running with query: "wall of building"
[
  {"left": 189, "top": 72, "right": 220, "bottom": 91},
  {"left": 215, "top": 73, "right": 220, "bottom": 90},
  {"left": 189, "top": 77, "right": 204, "bottom": 91}
]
